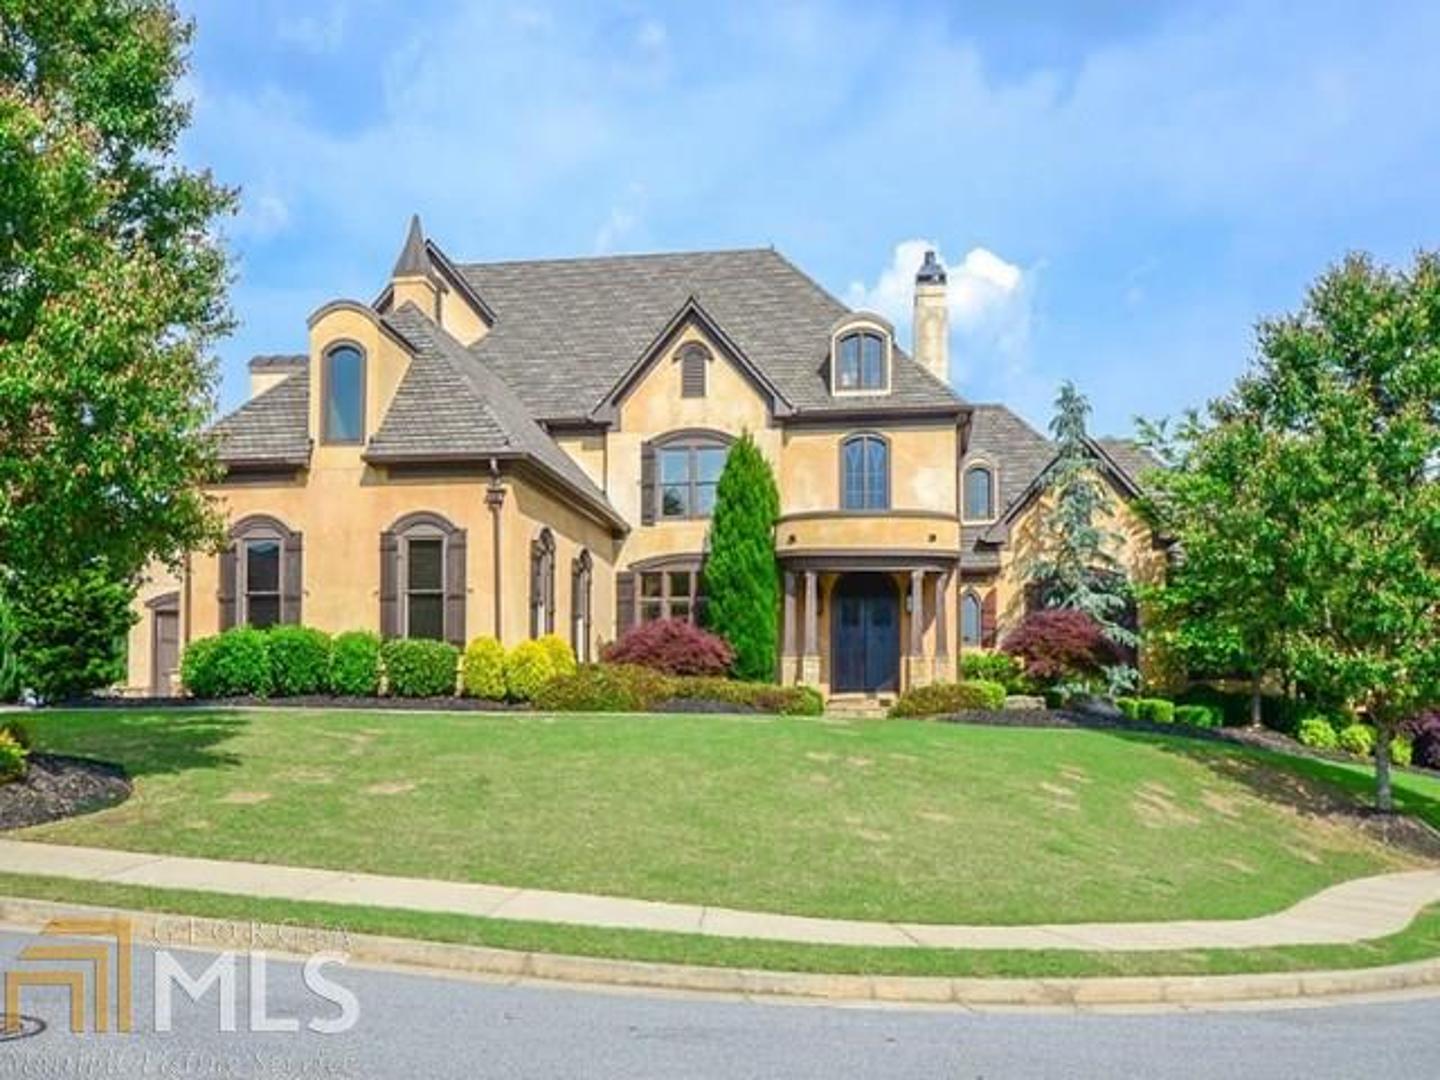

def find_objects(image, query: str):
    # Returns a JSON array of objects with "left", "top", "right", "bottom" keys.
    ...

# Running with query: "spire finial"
[
  {"left": 916, "top": 249, "right": 947, "bottom": 286},
  {"left": 392, "top": 213, "right": 432, "bottom": 278}
]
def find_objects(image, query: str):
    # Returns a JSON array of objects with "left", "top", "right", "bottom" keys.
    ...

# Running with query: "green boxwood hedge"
[
  {"left": 532, "top": 664, "right": 826, "bottom": 715},
  {"left": 888, "top": 680, "right": 1007, "bottom": 719},
  {"left": 329, "top": 631, "right": 381, "bottom": 696},
  {"left": 266, "top": 626, "right": 333, "bottom": 696},
  {"left": 180, "top": 627, "right": 272, "bottom": 697},
  {"left": 381, "top": 639, "right": 459, "bottom": 698}
]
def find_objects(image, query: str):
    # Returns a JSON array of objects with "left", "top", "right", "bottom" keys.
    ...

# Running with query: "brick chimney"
[{"left": 912, "top": 249, "right": 949, "bottom": 384}]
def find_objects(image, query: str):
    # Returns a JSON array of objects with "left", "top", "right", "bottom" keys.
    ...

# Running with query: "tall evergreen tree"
[
  {"left": 0, "top": 2, "right": 234, "bottom": 586},
  {"left": 1022, "top": 382, "right": 1138, "bottom": 684},
  {"left": 703, "top": 432, "right": 780, "bottom": 681}
]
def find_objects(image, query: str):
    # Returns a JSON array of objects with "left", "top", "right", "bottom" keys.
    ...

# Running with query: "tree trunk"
[
  {"left": 1374, "top": 726, "right": 1394, "bottom": 814},
  {"left": 1249, "top": 671, "right": 1263, "bottom": 729}
]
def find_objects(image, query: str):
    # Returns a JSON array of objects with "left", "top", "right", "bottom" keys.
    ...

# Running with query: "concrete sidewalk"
[{"left": 1, "top": 838, "right": 1438, "bottom": 952}]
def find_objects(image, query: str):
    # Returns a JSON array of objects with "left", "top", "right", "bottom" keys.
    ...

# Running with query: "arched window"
[
  {"left": 380, "top": 511, "right": 466, "bottom": 644},
  {"left": 323, "top": 343, "right": 366, "bottom": 444},
  {"left": 645, "top": 431, "right": 731, "bottom": 522},
  {"left": 841, "top": 434, "right": 889, "bottom": 510},
  {"left": 224, "top": 515, "right": 301, "bottom": 630},
  {"left": 961, "top": 591, "right": 983, "bottom": 646},
  {"left": 571, "top": 550, "right": 593, "bottom": 661},
  {"left": 835, "top": 330, "right": 887, "bottom": 391},
  {"left": 530, "top": 529, "right": 556, "bottom": 638},
  {"left": 963, "top": 465, "right": 996, "bottom": 521},
  {"left": 678, "top": 343, "right": 709, "bottom": 398}
]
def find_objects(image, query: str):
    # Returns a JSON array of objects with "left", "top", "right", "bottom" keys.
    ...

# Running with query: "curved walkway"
[{"left": 1, "top": 838, "right": 1437, "bottom": 952}]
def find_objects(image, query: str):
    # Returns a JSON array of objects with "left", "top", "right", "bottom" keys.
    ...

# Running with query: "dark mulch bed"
[
  {"left": 655, "top": 697, "right": 760, "bottom": 715},
  {"left": 54, "top": 694, "right": 528, "bottom": 712},
  {"left": 931, "top": 706, "right": 1235, "bottom": 743},
  {"left": 0, "top": 754, "right": 131, "bottom": 831}
]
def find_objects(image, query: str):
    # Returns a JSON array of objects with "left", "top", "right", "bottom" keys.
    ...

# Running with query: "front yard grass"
[{"left": 12, "top": 708, "right": 1430, "bottom": 927}]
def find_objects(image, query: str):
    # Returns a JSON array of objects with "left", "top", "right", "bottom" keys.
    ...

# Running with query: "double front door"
[{"left": 830, "top": 573, "right": 899, "bottom": 693}]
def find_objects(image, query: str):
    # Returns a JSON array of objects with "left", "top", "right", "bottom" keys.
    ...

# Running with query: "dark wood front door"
[
  {"left": 151, "top": 605, "right": 180, "bottom": 696},
  {"left": 831, "top": 574, "right": 900, "bottom": 693}
]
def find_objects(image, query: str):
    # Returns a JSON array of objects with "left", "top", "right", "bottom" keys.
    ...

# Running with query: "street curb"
[{"left": 3, "top": 895, "right": 1440, "bottom": 1009}]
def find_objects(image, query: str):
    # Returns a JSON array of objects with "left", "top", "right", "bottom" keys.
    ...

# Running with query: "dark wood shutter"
[
  {"left": 681, "top": 349, "right": 706, "bottom": 398},
  {"left": 379, "top": 531, "right": 399, "bottom": 638},
  {"left": 217, "top": 543, "right": 238, "bottom": 631},
  {"left": 616, "top": 571, "right": 636, "bottom": 637},
  {"left": 281, "top": 531, "right": 304, "bottom": 624},
  {"left": 980, "top": 589, "right": 998, "bottom": 648},
  {"left": 544, "top": 551, "right": 556, "bottom": 634},
  {"left": 444, "top": 529, "right": 467, "bottom": 647},
  {"left": 639, "top": 441, "right": 656, "bottom": 526}
]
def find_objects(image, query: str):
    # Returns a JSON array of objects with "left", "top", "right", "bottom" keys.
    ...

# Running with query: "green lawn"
[{"left": 11, "top": 709, "right": 1429, "bottom": 926}]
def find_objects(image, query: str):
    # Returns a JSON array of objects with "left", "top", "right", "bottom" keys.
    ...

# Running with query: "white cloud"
[{"left": 846, "top": 240, "right": 1034, "bottom": 389}]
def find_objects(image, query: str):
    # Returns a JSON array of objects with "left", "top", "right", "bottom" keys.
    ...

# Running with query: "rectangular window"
[
  {"left": 406, "top": 537, "right": 445, "bottom": 640},
  {"left": 656, "top": 441, "right": 729, "bottom": 520},
  {"left": 244, "top": 540, "right": 282, "bottom": 629},
  {"left": 637, "top": 569, "right": 704, "bottom": 624},
  {"left": 659, "top": 448, "right": 690, "bottom": 518}
]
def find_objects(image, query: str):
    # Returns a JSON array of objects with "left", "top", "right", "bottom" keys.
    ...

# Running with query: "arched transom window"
[
  {"left": 963, "top": 464, "right": 996, "bottom": 521},
  {"left": 834, "top": 330, "right": 888, "bottom": 392},
  {"left": 841, "top": 434, "right": 890, "bottom": 510}
]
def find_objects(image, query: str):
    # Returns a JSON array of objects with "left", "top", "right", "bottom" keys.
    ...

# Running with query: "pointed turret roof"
[{"left": 392, "top": 214, "right": 433, "bottom": 278}]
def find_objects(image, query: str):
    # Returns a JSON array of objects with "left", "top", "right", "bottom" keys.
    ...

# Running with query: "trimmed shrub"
[
  {"left": 538, "top": 634, "right": 578, "bottom": 678},
  {"left": 664, "top": 677, "right": 824, "bottom": 716},
  {"left": 0, "top": 720, "right": 32, "bottom": 751},
  {"left": 1406, "top": 711, "right": 1440, "bottom": 770},
  {"left": 603, "top": 619, "right": 734, "bottom": 677},
  {"left": 11, "top": 565, "right": 135, "bottom": 701},
  {"left": 1174, "top": 703, "right": 1223, "bottom": 729},
  {"left": 0, "top": 729, "right": 26, "bottom": 784},
  {"left": 1391, "top": 738, "right": 1414, "bottom": 768},
  {"left": 889, "top": 680, "right": 1007, "bottom": 719},
  {"left": 1137, "top": 698, "right": 1175, "bottom": 725},
  {"left": 1337, "top": 723, "right": 1376, "bottom": 758},
  {"left": 505, "top": 640, "right": 557, "bottom": 702},
  {"left": 182, "top": 627, "right": 272, "bottom": 698},
  {"left": 1001, "top": 609, "right": 1118, "bottom": 683},
  {"left": 330, "top": 631, "right": 381, "bottom": 696},
  {"left": 959, "top": 651, "right": 1030, "bottom": 692},
  {"left": 266, "top": 626, "right": 332, "bottom": 696},
  {"left": 1297, "top": 716, "right": 1340, "bottom": 752},
  {"left": 461, "top": 637, "right": 507, "bottom": 700},
  {"left": 532, "top": 664, "right": 674, "bottom": 713},
  {"left": 381, "top": 639, "right": 459, "bottom": 698},
  {"left": 1115, "top": 696, "right": 1142, "bottom": 721}
]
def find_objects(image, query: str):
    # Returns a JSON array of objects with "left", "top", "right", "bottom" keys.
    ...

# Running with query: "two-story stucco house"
[{"left": 125, "top": 217, "right": 1163, "bottom": 698}]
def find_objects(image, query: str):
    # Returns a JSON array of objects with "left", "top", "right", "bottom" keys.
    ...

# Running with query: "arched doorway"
[{"left": 830, "top": 573, "right": 900, "bottom": 693}]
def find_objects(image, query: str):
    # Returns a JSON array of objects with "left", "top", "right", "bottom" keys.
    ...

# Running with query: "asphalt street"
[{"left": 1, "top": 928, "right": 1437, "bottom": 1079}]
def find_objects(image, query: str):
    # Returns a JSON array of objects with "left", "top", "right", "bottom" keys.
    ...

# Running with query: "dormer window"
[
  {"left": 829, "top": 315, "right": 893, "bottom": 395},
  {"left": 322, "top": 343, "right": 366, "bottom": 444},
  {"left": 963, "top": 464, "right": 997, "bottom": 522}
]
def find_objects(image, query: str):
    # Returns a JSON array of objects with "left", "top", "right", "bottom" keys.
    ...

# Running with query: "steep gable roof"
[
  {"left": 456, "top": 248, "right": 963, "bottom": 422},
  {"left": 368, "top": 305, "right": 626, "bottom": 531}
]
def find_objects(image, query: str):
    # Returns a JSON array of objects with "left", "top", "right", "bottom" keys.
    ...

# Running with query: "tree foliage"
[
  {"left": 702, "top": 432, "right": 780, "bottom": 681},
  {"left": 0, "top": 2, "right": 234, "bottom": 586},
  {"left": 1145, "top": 253, "right": 1440, "bottom": 809},
  {"left": 11, "top": 562, "right": 135, "bottom": 701}
]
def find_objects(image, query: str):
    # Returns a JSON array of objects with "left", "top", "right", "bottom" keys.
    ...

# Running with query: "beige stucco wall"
[
  {"left": 121, "top": 561, "right": 184, "bottom": 694},
  {"left": 780, "top": 421, "right": 957, "bottom": 515}
]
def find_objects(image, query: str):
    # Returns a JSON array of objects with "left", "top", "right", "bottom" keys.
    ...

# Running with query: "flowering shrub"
[
  {"left": 602, "top": 619, "right": 734, "bottom": 677},
  {"left": 1001, "top": 609, "right": 1118, "bottom": 683}
]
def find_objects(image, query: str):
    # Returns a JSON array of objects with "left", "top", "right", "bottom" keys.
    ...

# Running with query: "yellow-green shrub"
[
  {"left": 505, "top": 640, "right": 556, "bottom": 702},
  {"left": 537, "top": 634, "right": 577, "bottom": 678},
  {"left": 462, "top": 637, "right": 507, "bottom": 700}
]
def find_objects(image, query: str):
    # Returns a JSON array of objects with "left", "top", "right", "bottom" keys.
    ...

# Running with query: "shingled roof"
[
  {"left": 456, "top": 248, "right": 963, "bottom": 422},
  {"left": 369, "top": 305, "right": 626, "bottom": 530},
  {"left": 213, "top": 362, "right": 310, "bottom": 467}
]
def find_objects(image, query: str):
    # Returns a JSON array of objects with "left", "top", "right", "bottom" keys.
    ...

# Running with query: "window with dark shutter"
[
  {"left": 679, "top": 343, "right": 708, "bottom": 398},
  {"left": 384, "top": 512, "right": 464, "bottom": 642},
  {"left": 961, "top": 591, "right": 982, "bottom": 646},
  {"left": 650, "top": 431, "right": 732, "bottom": 521},
  {"left": 227, "top": 515, "right": 298, "bottom": 630},
  {"left": 530, "top": 529, "right": 556, "bottom": 638}
]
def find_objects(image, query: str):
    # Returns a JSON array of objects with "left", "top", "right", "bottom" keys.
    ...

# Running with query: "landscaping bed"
[{"left": 0, "top": 753, "right": 131, "bottom": 831}]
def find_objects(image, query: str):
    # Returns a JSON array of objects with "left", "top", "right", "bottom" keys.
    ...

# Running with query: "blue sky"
[{"left": 180, "top": 0, "right": 1440, "bottom": 435}]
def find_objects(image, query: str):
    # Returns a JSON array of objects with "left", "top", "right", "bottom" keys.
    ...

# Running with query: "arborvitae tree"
[
  {"left": 703, "top": 432, "right": 780, "bottom": 681},
  {"left": 1022, "top": 382, "right": 1138, "bottom": 688}
]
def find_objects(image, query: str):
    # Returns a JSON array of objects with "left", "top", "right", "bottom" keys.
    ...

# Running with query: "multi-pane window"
[
  {"left": 405, "top": 536, "right": 445, "bottom": 640},
  {"left": 324, "top": 345, "right": 365, "bottom": 443},
  {"left": 638, "top": 568, "right": 704, "bottom": 624},
  {"left": 964, "top": 466, "right": 995, "bottom": 521},
  {"left": 658, "top": 441, "right": 728, "bottom": 519},
  {"left": 243, "top": 539, "right": 282, "bottom": 628},
  {"left": 961, "top": 592, "right": 983, "bottom": 646},
  {"left": 835, "top": 331, "right": 886, "bottom": 391},
  {"left": 841, "top": 435, "right": 889, "bottom": 510}
]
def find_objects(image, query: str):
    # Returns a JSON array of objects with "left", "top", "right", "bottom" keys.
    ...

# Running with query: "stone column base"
[
  {"left": 799, "top": 655, "right": 822, "bottom": 688},
  {"left": 933, "top": 653, "right": 953, "bottom": 684},
  {"left": 904, "top": 655, "right": 935, "bottom": 691}
]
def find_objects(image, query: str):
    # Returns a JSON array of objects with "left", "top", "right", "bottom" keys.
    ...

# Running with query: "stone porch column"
[
  {"left": 800, "top": 570, "right": 821, "bottom": 688},
  {"left": 934, "top": 571, "right": 951, "bottom": 682},
  {"left": 782, "top": 571, "right": 797, "bottom": 684},
  {"left": 906, "top": 569, "right": 934, "bottom": 690}
]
